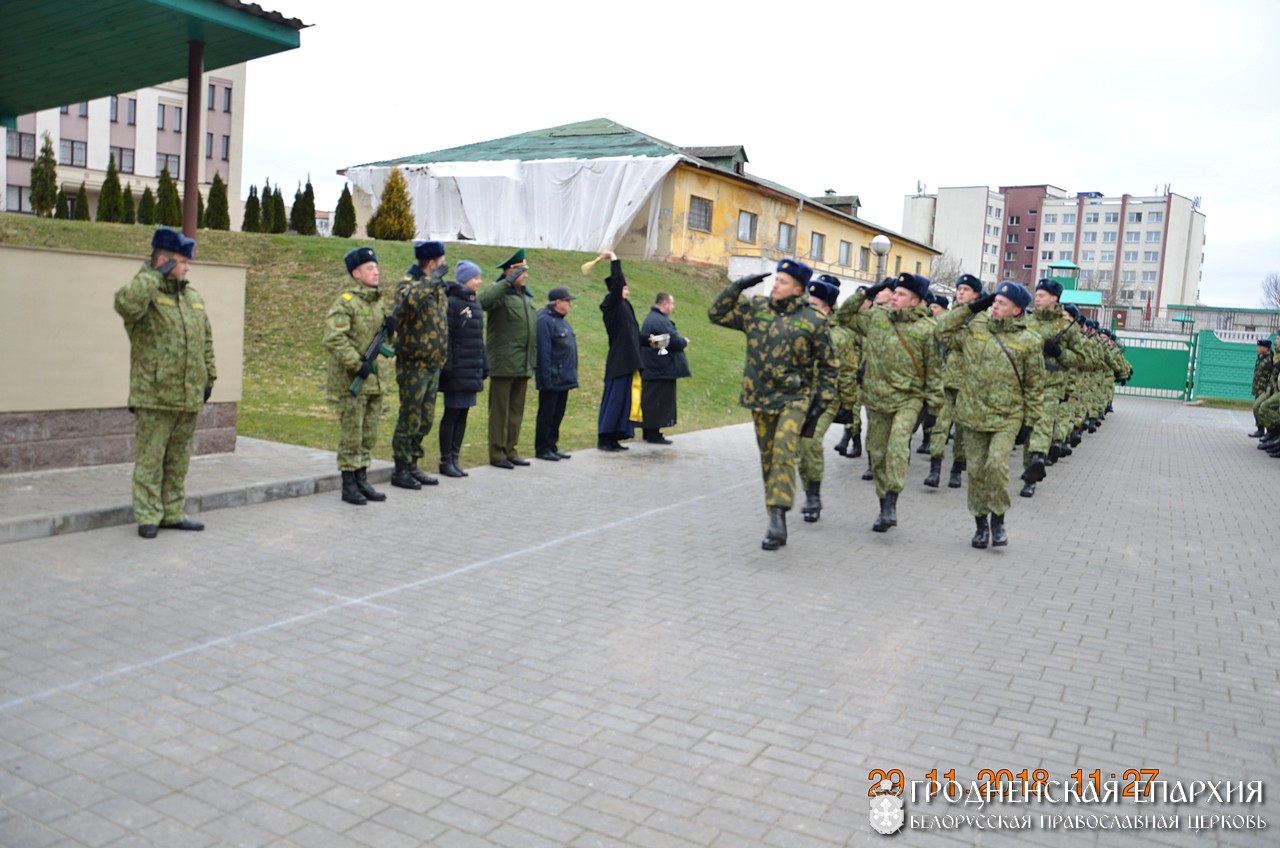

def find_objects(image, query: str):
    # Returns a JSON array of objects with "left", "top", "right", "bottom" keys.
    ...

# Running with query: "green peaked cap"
[{"left": 498, "top": 248, "right": 527, "bottom": 269}]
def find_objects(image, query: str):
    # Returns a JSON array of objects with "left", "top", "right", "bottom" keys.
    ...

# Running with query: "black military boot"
[
  {"left": 341, "top": 470, "right": 367, "bottom": 505},
  {"left": 971, "top": 515, "right": 989, "bottom": 549},
  {"left": 923, "top": 457, "right": 942, "bottom": 488},
  {"left": 846, "top": 433, "right": 862, "bottom": 459},
  {"left": 801, "top": 482, "right": 822, "bottom": 523},
  {"left": 1258, "top": 429, "right": 1280, "bottom": 449},
  {"left": 354, "top": 468, "right": 386, "bottom": 502},
  {"left": 1048, "top": 441, "right": 1063, "bottom": 463},
  {"left": 440, "top": 453, "right": 465, "bottom": 478},
  {"left": 884, "top": 491, "right": 898, "bottom": 527},
  {"left": 451, "top": 427, "right": 470, "bottom": 476},
  {"left": 990, "top": 513, "right": 1008, "bottom": 547},
  {"left": 761, "top": 507, "right": 788, "bottom": 550},
  {"left": 916, "top": 432, "right": 932, "bottom": 455},
  {"left": 1248, "top": 426, "right": 1266, "bottom": 438},
  {"left": 409, "top": 463, "right": 438, "bottom": 486},
  {"left": 1069, "top": 427, "right": 1082, "bottom": 447},
  {"left": 833, "top": 429, "right": 851, "bottom": 456},
  {"left": 872, "top": 498, "right": 891, "bottom": 532},
  {"left": 1022, "top": 452, "right": 1046, "bottom": 489},
  {"left": 1086, "top": 418, "right": 1097, "bottom": 434},
  {"left": 390, "top": 461, "right": 421, "bottom": 490},
  {"left": 861, "top": 454, "right": 873, "bottom": 481},
  {"left": 948, "top": 460, "right": 965, "bottom": 488},
  {"left": 1019, "top": 481, "right": 1036, "bottom": 498}
]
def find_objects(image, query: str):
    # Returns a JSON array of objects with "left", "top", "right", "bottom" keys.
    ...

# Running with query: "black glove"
[
  {"left": 864, "top": 281, "right": 889, "bottom": 302},
  {"left": 923, "top": 414, "right": 938, "bottom": 431},
  {"left": 1021, "top": 452, "right": 1047, "bottom": 484},
  {"left": 203, "top": 384, "right": 213, "bottom": 403},
  {"left": 731, "top": 273, "right": 769, "bottom": 292},
  {"left": 355, "top": 360, "right": 373, "bottom": 381},
  {"left": 1015, "top": 424, "right": 1033, "bottom": 446},
  {"left": 156, "top": 259, "right": 177, "bottom": 278},
  {"left": 833, "top": 408, "right": 854, "bottom": 426},
  {"left": 1042, "top": 338, "right": 1061, "bottom": 358},
  {"left": 430, "top": 262, "right": 450, "bottom": 283},
  {"left": 383, "top": 314, "right": 397, "bottom": 336},
  {"left": 970, "top": 294, "right": 996, "bottom": 313},
  {"left": 800, "top": 401, "right": 824, "bottom": 439}
]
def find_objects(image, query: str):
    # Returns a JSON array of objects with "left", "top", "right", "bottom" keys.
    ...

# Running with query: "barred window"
[{"left": 688, "top": 196, "right": 712, "bottom": 232}]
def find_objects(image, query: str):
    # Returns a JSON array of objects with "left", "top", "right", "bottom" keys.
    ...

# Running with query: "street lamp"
[{"left": 870, "top": 235, "right": 892, "bottom": 282}]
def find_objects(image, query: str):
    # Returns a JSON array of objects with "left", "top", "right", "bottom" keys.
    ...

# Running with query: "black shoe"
[
  {"left": 761, "top": 507, "right": 788, "bottom": 550},
  {"left": 1248, "top": 428, "right": 1266, "bottom": 438},
  {"left": 884, "top": 491, "right": 897, "bottom": 527},
  {"left": 1059, "top": 442, "right": 1073, "bottom": 457},
  {"left": 354, "top": 468, "right": 386, "bottom": 502},
  {"left": 1020, "top": 481, "right": 1036, "bottom": 498},
  {"left": 861, "top": 456, "right": 874, "bottom": 481},
  {"left": 1022, "top": 452, "right": 1047, "bottom": 485},
  {"left": 801, "top": 482, "right": 822, "bottom": 523},
  {"left": 834, "top": 429, "right": 851, "bottom": 456},
  {"left": 440, "top": 458, "right": 466, "bottom": 478},
  {"left": 160, "top": 518, "right": 205, "bottom": 531},
  {"left": 971, "top": 515, "right": 989, "bottom": 549},
  {"left": 554, "top": 450, "right": 572, "bottom": 460},
  {"left": 490, "top": 458, "right": 515, "bottom": 469},
  {"left": 846, "top": 434, "right": 862, "bottom": 459},
  {"left": 138, "top": 524, "right": 158, "bottom": 539},
  {"left": 915, "top": 436, "right": 931, "bottom": 455},
  {"left": 1086, "top": 419, "right": 1097, "bottom": 434},
  {"left": 923, "top": 457, "right": 942, "bottom": 488},
  {"left": 390, "top": 462, "right": 421, "bottom": 489},
  {"left": 948, "top": 460, "right": 964, "bottom": 489},
  {"left": 990, "top": 513, "right": 1008, "bottom": 546},
  {"left": 341, "top": 470, "right": 367, "bottom": 505},
  {"left": 508, "top": 456, "right": 531, "bottom": 466},
  {"left": 645, "top": 435, "right": 674, "bottom": 445},
  {"left": 598, "top": 440, "right": 624, "bottom": 452},
  {"left": 409, "top": 464, "right": 438, "bottom": 486},
  {"left": 536, "top": 450, "right": 561, "bottom": 461},
  {"left": 872, "top": 496, "right": 891, "bottom": 532},
  {"left": 1048, "top": 441, "right": 1063, "bottom": 463}
]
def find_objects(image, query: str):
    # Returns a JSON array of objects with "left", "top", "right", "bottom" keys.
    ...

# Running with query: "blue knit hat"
[
  {"left": 776, "top": 258, "right": 813, "bottom": 286},
  {"left": 995, "top": 281, "right": 1032, "bottom": 311},
  {"left": 455, "top": 260, "right": 481, "bottom": 284}
]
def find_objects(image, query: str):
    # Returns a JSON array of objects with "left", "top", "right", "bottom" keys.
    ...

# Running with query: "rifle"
[{"left": 348, "top": 288, "right": 408, "bottom": 396}]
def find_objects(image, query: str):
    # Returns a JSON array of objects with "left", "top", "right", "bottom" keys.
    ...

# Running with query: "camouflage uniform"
[
  {"left": 834, "top": 289, "right": 943, "bottom": 500},
  {"left": 390, "top": 264, "right": 449, "bottom": 466},
  {"left": 709, "top": 284, "right": 837, "bottom": 511},
  {"left": 799, "top": 322, "right": 856, "bottom": 486},
  {"left": 1252, "top": 348, "right": 1274, "bottom": 431},
  {"left": 324, "top": 282, "right": 388, "bottom": 471},
  {"left": 1022, "top": 305, "right": 1089, "bottom": 459},
  {"left": 936, "top": 307, "right": 1045, "bottom": 519},
  {"left": 114, "top": 263, "right": 216, "bottom": 526}
]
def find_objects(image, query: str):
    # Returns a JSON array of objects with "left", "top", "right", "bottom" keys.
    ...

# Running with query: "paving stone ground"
[{"left": 0, "top": 397, "right": 1275, "bottom": 847}]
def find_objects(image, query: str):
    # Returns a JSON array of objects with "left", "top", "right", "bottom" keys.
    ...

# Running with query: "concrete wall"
[{"left": 0, "top": 244, "right": 245, "bottom": 472}]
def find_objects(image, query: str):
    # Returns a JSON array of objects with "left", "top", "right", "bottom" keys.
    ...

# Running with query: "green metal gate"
[
  {"left": 1192, "top": 330, "right": 1271, "bottom": 401},
  {"left": 1115, "top": 335, "right": 1196, "bottom": 400}
]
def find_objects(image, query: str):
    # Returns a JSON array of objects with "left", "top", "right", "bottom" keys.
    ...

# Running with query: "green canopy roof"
[
  {"left": 1061, "top": 290, "right": 1102, "bottom": 306},
  {"left": 0, "top": 0, "right": 305, "bottom": 127}
]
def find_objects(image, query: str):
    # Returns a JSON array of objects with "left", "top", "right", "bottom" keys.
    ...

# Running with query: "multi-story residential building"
[
  {"left": 997, "top": 184, "right": 1070, "bottom": 286},
  {"left": 902, "top": 186, "right": 1009, "bottom": 286},
  {"left": 4, "top": 64, "right": 246, "bottom": 227},
  {"left": 1034, "top": 191, "right": 1206, "bottom": 310}
]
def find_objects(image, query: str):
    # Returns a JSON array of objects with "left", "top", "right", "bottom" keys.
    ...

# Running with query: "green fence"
[
  {"left": 1115, "top": 335, "right": 1195, "bottom": 400},
  {"left": 1191, "top": 330, "right": 1269, "bottom": 401}
]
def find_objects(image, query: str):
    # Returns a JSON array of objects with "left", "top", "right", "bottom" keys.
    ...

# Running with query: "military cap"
[
  {"left": 895, "top": 272, "right": 931, "bottom": 301},
  {"left": 547, "top": 286, "right": 578, "bottom": 302},
  {"left": 1258, "top": 339, "right": 1273, "bottom": 349},
  {"left": 994, "top": 281, "right": 1032, "bottom": 312},
  {"left": 776, "top": 258, "right": 813, "bottom": 287},
  {"left": 455, "top": 260, "right": 482, "bottom": 285},
  {"left": 344, "top": 246, "right": 378, "bottom": 274},
  {"left": 498, "top": 248, "right": 527, "bottom": 270},
  {"left": 807, "top": 279, "right": 840, "bottom": 309},
  {"left": 1036, "top": 278, "right": 1064, "bottom": 298},
  {"left": 1085, "top": 318, "right": 1099, "bottom": 330},
  {"left": 178, "top": 235, "right": 196, "bottom": 259},
  {"left": 815, "top": 273, "right": 842, "bottom": 288},
  {"left": 931, "top": 293, "right": 950, "bottom": 309},
  {"left": 151, "top": 227, "right": 184, "bottom": 254},
  {"left": 414, "top": 240, "right": 446, "bottom": 261},
  {"left": 955, "top": 273, "right": 984, "bottom": 295}
]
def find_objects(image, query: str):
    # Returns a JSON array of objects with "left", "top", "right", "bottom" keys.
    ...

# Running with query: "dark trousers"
[
  {"left": 536, "top": 390, "right": 569, "bottom": 454},
  {"left": 488, "top": 376, "right": 529, "bottom": 462}
]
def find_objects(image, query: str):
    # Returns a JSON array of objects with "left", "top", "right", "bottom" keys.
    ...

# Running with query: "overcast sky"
[{"left": 241, "top": 0, "right": 1280, "bottom": 307}]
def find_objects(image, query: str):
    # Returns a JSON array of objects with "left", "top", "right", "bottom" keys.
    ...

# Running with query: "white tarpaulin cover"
[{"left": 346, "top": 155, "right": 683, "bottom": 255}]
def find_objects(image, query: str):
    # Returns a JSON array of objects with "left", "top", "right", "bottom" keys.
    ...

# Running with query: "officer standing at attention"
[
  {"left": 709, "top": 260, "right": 837, "bottom": 551},
  {"left": 534, "top": 286, "right": 580, "bottom": 461},
  {"left": 480, "top": 249, "right": 538, "bottom": 468},
  {"left": 324, "top": 247, "right": 391, "bottom": 505},
  {"left": 935, "top": 282, "right": 1045, "bottom": 548},
  {"left": 114, "top": 228, "right": 215, "bottom": 538}
]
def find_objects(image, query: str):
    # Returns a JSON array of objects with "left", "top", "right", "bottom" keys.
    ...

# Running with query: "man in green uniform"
[
  {"left": 709, "top": 260, "right": 837, "bottom": 551},
  {"left": 114, "top": 228, "right": 215, "bottom": 538},
  {"left": 480, "top": 249, "right": 538, "bottom": 468},
  {"left": 834, "top": 272, "right": 942, "bottom": 533},
  {"left": 935, "top": 282, "right": 1045, "bottom": 548},
  {"left": 389, "top": 240, "right": 450, "bottom": 490},
  {"left": 798, "top": 275, "right": 855, "bottom": 523},
  {"left": 931, "top": 274, "right": 984, "bottom": 489},
  {"left": 1249, "top": 339, "right": 1272, "bottom": 438},
  {"left": 324, "top": 247, "right": 391, "bottom": 505}
]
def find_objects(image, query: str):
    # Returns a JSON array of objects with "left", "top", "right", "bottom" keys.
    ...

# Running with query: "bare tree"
[
  {"left": 1262, "top": 272, "right": 1280, "bottom": 309},
  {"left": 927, "top": 249, "right": 964, "bottom": 291}
]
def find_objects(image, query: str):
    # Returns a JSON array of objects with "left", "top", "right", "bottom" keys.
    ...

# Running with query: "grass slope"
[{"left": 1, "top": 217, "right": 752, "bottom": 467}]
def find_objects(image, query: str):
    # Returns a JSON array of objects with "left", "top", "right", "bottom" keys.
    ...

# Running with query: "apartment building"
[
  {"left": 902, "top": 186, "right": 1008, "bottom": 285},
  {"left": 4, "top": 64, "right": 246, "bottom": 226}
]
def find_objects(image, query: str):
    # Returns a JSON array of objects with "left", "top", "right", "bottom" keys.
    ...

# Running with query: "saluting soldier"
[
  {"left": 480, "top": 249, "right": 538, "bottom": 468},
  {"left": 798, "top": 275, "right": 856, "bottom": 523},
  {"left": 936, "top": 282, "right": 1045, "bottom": 548},
  {"left": 324, "top": 247, "right": 392, "bottom": 505},
  {"left": 709, "top": 259, "right": 837, "bottom": 551},
  {"left": 114, "top": 228, "right": 215, "bottom": 538}
]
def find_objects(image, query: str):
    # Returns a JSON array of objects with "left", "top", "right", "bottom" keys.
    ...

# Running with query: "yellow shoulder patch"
[
  {"left": 155, "top": 296, "right": 176, "bottom": 306},
  {"left": 192, "top": 302, "right": 204, "bottom": 310},
  {"left": 342, "top": 292, "right": 354, "bottom": 301}
]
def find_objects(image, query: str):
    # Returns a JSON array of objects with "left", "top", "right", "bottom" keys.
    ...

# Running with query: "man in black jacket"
[
  {"left": 595, "top": 251, "right": 652, "bottom": 451},
  {"left": 535, "top": 287, "right": 579, "bottom": 461},
  {"left": 638, "top": 292, "right": 691, "bottom": 444}
]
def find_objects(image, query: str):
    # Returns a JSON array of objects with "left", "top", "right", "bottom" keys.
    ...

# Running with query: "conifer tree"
[
  {"left": 260, "top": 179, "right": 275, "bottom": 233},
  {"left": 30, "top": 133, "right": 58, "bottom": 217},
  {"left": 197, "top": 189, "right": 205, "bottom": 229},
  {"left": 155, "top": 167, "right": 182, "bottom": 226},
  {"left": 122, "top": 184, "right": 136, "bottom": 224},
  {"left": 54, "top": 188, "right": 69, "bottom": 220},
  {"left": 205, "top": 173, "right": 230, "bottom": 230},
  {"left": 73, "top": 182, "right": 91, "bottom": 220},
  {"left": 270, "top": 184, "right": 287, "bottom": 234},
  {"left": 137, "top": 186, "right": 156, "bottom": 225},
  {"left": 297, "top": 176, "right": 318, "bottom": 236},
  {"left": 289, "top": 184, "right": 305, "bottom": 233},
  {"left": 333, "top": 184, "right": 356, "bottom": 238},
  {"left": 367, "top": 168, "right": 415, "bottom": 240},
  {"left": 242, "top": 184, "right": 260, "bottom": 232},
  {"left": 96, "top": 153, "right": 124, "bottom": 222}
]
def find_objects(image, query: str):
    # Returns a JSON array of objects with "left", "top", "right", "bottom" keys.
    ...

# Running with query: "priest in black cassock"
[
  {"left": 638, "top": 292, "right": 691, "bottom": 444},
  {"left": 595, "top": 251, "right": 650, "bottom": 452}
]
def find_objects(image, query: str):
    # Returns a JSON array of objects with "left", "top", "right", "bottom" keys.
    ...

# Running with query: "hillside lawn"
[{"left": 1, "top": 217, "right": 753, "bottom": 468}]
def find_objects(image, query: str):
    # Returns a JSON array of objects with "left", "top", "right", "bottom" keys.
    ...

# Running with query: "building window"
[
  {"left": 1083, "top": 231, "right": 1097, "bottom": 243},
  {"left": 1142, "top": 271, "right": 1158, "bottom": 282},
  {"left": 859, "top": 246, "right": 870, "bottom": 271},
  {"left": 1123, "top": 251, "right": 1138, "bottom": 263},
  {"left": 1148, "top": 211, "right": 1164, "bottom": 223},
  {"left": 109, "top": 96, "right": 118, "bottom": 122},
  {"left": 156, "top": 153, "right": 180, "bottom": 178},
  {"left": 1120, "top": 290, "right": 1134, "bottom": 301},
  {"left": 1081, "top": 251, "right": 1095, "bottom": 262},
  {"left": 208, "top": 84, "right": 216, "bottom": 109},
  {"left": 1043, "top": 232, "right": 1056, "bottom": 243},
  {"left": 1146, "top": 231, "right": 1161, "bottom": 243},
  {"left": 1005, "top": 251, "right": 1015, "bottom": 261},
  {"left": 6, "top": 185, "right": 33, "bottom": 213},
  {"left": 1063, "top": 213, "right": 1076, "bottom": 224},
  {"left": 1144, "top": 251, "right": 1159, "bottom": 262},
  {"left": 205, "top": 133, "right": 213, "bottom": 158},
  {"left": 688, "top": 196, "right": 712, "bottom": 232},
  {"left": 1042, "top": 250, "right": 1054, "bottom": 261},
  {"left": 1058, "top": 251, "right": 1073, "bottom": 262},
  {"left": 1028, "top": 208, "right": 1037, "bottom": 215},
  {"left": 78, "top": 101, "right": 88, "bottom": 117},
  {"left": 1008, "top": 215, "right": 1020, "bottom": 225},
  {"left": 1102, "top": 232, "right": 1117, "bottom": 243},
  {"left": 59, "top": 139, "right": 87, "bottom": 167},
  {"left": 1104, "top": 212, "right": 1120, "bottom": 224},
  {"left": 128, "top": 98, "right": 136, "bottom": 126},
  {"left": 894, "top": 255, "right": 901, "bottom": 274},
  {"left": 1101, "top": 251, "right": 1115, "bottom": 262},
  {"left": 1084, "top": 212, "right": 1099, "bottom": 224},
  {"left": 157, "top": 103, "right": 165, "bottom": 129},
  {"left": 173, "top": 106, "right": 182, "bottom": 132},
  {"left": 1127, "top": 211, "right": 1143, "bottom": 223},
  {"left": 1006, "top": 233, "right": 1019, "bottom": 243},
  {"left": 109, "top": 146, "right": 134, "bottom": 174},
  {"left": 1139, "top": 290, "right": 1152, "bottom": 301},
  {"left": 839, "top": 240, "right": 852, "bottom": 266},
  {"left": 60, "top": 104, "right": 69, "bottom": 114},
  {"left": 6, "top": 131, "right": 36, "bottom": 160},
  {"left": 809, "top": 231, "right": 825, "bottom": 261},
  {"left": 1044, "top": 213, "right": 1058, "bottom": 224},
  {"left": 1125, "top": 231, "right": 1141, "bottom": 243},
  {"left": 223, "top": 87, "right": 232, "bottom": 112},
  {"left": 1097, "top": 270, "right": 1113, "bottom": 282},
  {"left": 220, "top": 135, "right": 230, "bottom": 161},
  {"left": 736, "top": 210, "right": 757, "bottom": 243},
  {"left": 1060, "top": 232, "right": 1074, "bottom": 244},
  {"left": 778, "top": 222, "right": 794, "bottom": 252},
  {"left": 1122, "top": 270, "right": 1136, "bottom": 282}
]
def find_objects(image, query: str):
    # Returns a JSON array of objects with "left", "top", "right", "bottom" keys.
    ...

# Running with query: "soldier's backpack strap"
[
  {"left": 991, "top": 332, "right": 1026, "bottom": 395},
  {"left": 891, "top": 323, "right": 925, "bottom": 386}
]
